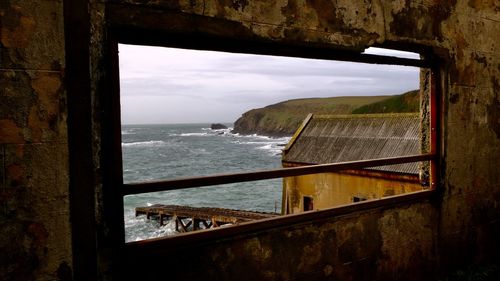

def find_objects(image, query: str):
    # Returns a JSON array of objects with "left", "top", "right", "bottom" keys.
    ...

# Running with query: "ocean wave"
[
  {"left": 231, "top": 133, "right": 264, "bottom": 139},
  {"left": 258, "top": 144, "right": 284, "bottom": 156},
  {"left": 172, "top": 128, "right": 235, "bottom": 137},
  {"left": 230, "top": 133, "right": 290, "bottom": 142},
  {"left": 125, "top": 215, "right": 177, "bottom": 242},
  {"left": 201, "top": 127, "right": 234, "bottom": 131},
  {"left": 168, "top": 132, "right": 208, "bottom": 137},
  {"left": 258, "top": 144, "right": 274, "bottom": 150},
  {"left": 121, "top": 124, "right": 285, "bottom": 242},
  {"left": 180, "top": 132, "right": 209, "bottom": 137},
  {"left": 231, "top": 136, "right": 290, "bottom": 146},
  {"left": 122, "top": 140, "right": 166, "bottom": 147},
  {"left": 122, "top": 130, "right": 136, "bottom": 135},
  {"left": 235, "top": 140, "right": 288, "bottom": 145}
]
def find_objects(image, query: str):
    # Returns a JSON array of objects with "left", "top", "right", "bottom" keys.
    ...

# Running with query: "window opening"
[
  {"left": 303, "top": 196, "right": 314, "bottom": 211},
  {"left": 352, "top": 196, "right": 367, "bottom": 203},
  {"left": 118, "top": 44, "right": 434, "bottom": 242}
]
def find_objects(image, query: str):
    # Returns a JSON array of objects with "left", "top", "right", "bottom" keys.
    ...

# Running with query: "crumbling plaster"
[
  {"left": 103, "top": 0, "right": 500, "bottom": 279},
  {"left": 1, "top": 0, "right": 71, "bottom": 280}
]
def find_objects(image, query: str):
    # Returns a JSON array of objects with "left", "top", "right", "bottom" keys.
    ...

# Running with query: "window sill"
[{"left": 125, "top": 189, "right": 437, "bottom": 256}]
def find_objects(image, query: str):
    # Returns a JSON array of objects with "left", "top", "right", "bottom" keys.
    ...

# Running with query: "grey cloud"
[{"left": 119, "top": 44, "right": 420, "bottom": 124}]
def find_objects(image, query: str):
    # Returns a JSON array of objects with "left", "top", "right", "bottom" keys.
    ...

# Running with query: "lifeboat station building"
[{"left": 282, "top": 113, "right": 425, "bottom": 214}]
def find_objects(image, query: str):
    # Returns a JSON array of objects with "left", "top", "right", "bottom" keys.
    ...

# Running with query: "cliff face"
[
  {"left": 232, "top": 95, "right": 397, "bottom": 137},
  {"left": 233, "top": 109, "right": 302, "bottom": 137}
]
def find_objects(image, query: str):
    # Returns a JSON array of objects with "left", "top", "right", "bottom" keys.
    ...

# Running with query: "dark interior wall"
[
  {"left": 432, "top": 1, "right": 500, "bottom": 270},
  {"left": 0, "top": 0, "right": 72, "bottom": 280},
  {"left": 1, "top": 0, "right": 499, "bottom": 280},
  {"left": 125, "top": 194, "right": 439, "bottom": 281},
  {"left": 102, "top": 1, "right": 500, "bottom": 280}
]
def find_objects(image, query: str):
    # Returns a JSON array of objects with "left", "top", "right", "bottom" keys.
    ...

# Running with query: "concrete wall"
[
  {"left": 1, "top": 0, "right": 499, "bottom": 280},
  {"left": 0, "top": 0, "right": 73, "bottom": 280},
  {"left": 127, "top": 197, "right": 439, "bottom": 281}
]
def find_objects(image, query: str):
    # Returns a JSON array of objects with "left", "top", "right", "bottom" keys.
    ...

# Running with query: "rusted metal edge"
[
  {"left": 122, "top": 154, "right": 435, "bottom": 195},
  {"left": 430, "top": 67, "right": 440, "bottom": 190},
  {"left": 282, "top": 162, "right": 420, "bottom": 183},
  {"left": 124, "top": 189, "right": 437, "bottom": 255}
]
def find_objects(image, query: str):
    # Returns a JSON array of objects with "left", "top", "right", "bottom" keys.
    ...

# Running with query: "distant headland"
[{"left": 231, "top": 90, "right": 419, "bottom": 137}]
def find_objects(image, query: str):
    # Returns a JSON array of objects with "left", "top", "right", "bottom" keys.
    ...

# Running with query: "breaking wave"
[
  {"left": 122, "top": 124, "right": 287, "bottom": 241},
  {"left": 122, "top": 140, "right": 166, "bottom": 147}
]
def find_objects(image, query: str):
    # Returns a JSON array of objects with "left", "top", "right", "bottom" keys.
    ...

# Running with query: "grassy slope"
[
  {"left": 351, "top": 90, "right": 419, "bottom": 114},
  {"left": 232, "top": 91, "right": 419, "bottom": 137},
  {"left": 233, "top": 96, "right": 392, "bottom": 137}
]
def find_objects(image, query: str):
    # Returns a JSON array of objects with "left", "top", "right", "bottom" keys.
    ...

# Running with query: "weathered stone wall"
[
  {"left": 126, "top": 198, "right": 439, "bottom": 281},
  {"left": 0, "top": 0, "right": 72, "bottom": 280},
  {"left": 1, "top": 0, "right": 499, "bottom": 280},
  {"left": 107, "top": 0, "right": 500, "bottom": 279},
  {"left": 436, "top": 1, "right": 500, "bottom": 270}
]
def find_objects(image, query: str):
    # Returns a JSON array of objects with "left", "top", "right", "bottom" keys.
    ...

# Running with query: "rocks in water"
[{"left": 210, "top": 123, "right": 228, "bottom": 130}]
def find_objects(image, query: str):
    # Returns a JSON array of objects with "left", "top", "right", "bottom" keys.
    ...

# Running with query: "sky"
[{"left": 119, "top": 44, "right": 420, "bottom": 125}]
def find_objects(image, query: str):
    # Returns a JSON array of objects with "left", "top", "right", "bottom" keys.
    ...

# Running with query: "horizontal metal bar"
[{"left": 122, "top": 154, "right": 435, "bottom": 196}]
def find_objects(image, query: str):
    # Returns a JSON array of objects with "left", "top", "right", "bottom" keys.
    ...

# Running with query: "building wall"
[
  {"left": 283, "top": 170, "right": 422, "bottom": 214},
  {"left": 1, "top": 0, "right": 499, "bottom": 280},
  {"left": 0, "top": 0, "right": 73, "bottom": 280}
]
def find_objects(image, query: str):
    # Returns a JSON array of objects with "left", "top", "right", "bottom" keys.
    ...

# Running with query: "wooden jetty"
[{"left": 136, "top": 204, "right": 279, "bottom": 233}]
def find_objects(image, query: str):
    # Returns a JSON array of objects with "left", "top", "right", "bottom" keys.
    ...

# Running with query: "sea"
[{"left": 122, "top": 123, "right": 290, "bottom": 242}]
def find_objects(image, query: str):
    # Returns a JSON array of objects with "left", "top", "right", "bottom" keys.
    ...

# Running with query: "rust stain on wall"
[
  {"left": 0, "top": 120, "right": 23, "bottom": 143},
  {"left": 0, "top": 3, "right": 36, "bottom": 48},
  {"left": 212, "top": 0, "right": 248, "bottom": 17},
  {"left": 468, "top": 0, "right": 500, "bottom": 12},
  {"left": 303, "top": 0, "right": 380, "bottom": 42},
  {"left": 27, "top": 222, "right": 49, "bottom": 247},
  {"left": 229, "top": 0, "right": 249, "bottom": 11},
  {"left": 6, "top": 164, "right": 23, "bottom": 187},
  {"left": 29, "top": 73, "right": 64, "bottom": 142},
  {"left": 0, "top": 71, "right": 36, "bottom": 129},
  {"left": 389, "top": 0, "right": 457, "bottom": 40}
]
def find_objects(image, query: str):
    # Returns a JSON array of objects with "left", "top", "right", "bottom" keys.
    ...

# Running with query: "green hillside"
[
  {"left": 351, "top": 90, "right": 419, "bottom": 114},
  {"left": 232, "top": 90, "right": 419, "bottom": 137}
]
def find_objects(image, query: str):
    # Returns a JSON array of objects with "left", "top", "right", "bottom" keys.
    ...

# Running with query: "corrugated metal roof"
[{"left": 282, "top": 113, "right": 421, "bottom": 175}]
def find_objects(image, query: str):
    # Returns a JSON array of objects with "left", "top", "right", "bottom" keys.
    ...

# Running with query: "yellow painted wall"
[{"left": 283, "top": 172, "right": 423, "bottom": 214}]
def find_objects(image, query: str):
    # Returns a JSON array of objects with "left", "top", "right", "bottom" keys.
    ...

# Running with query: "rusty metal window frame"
[
  {"left": 106, "top": 36, "right": 440, "bottom": 251},
  {"left": 122, "top": 154, "right": 435, "bottom": 196}
]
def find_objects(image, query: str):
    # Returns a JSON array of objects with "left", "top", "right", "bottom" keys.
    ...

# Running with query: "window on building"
[
  {"left": 303, "top": 196, "right": 314, "bottom": 211},
  {"left": 352, "top": 196, "right": 367, "bottom": 203}
]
